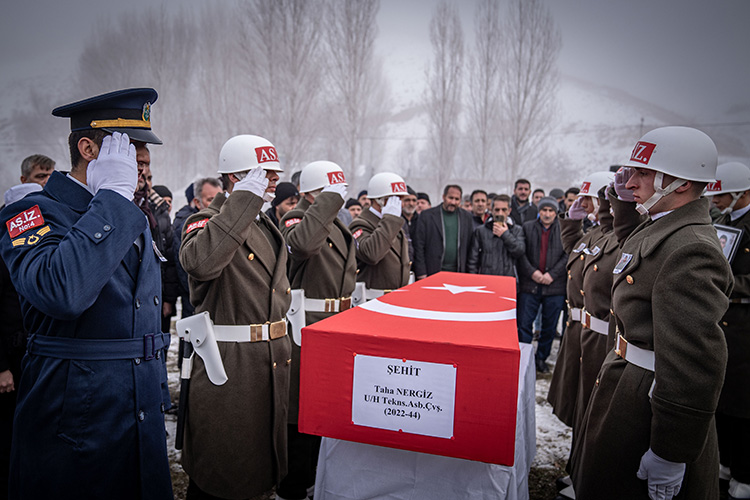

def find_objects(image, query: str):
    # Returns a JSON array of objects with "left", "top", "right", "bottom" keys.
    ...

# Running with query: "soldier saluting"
[
  {"left": 179, "top": 134, "right": 293, "bottom": 499},
  {"left": 0, "top": 88, "right": 172, "bottom": 499},
  {"left": 349, "top": 172, "right": 412, "bottom": 298},
  {"left": 278, "top": 160, "right": 357, "bottom": 500},
  {"left": 571, "top": 127, "right": 733, "bottom": 500}
]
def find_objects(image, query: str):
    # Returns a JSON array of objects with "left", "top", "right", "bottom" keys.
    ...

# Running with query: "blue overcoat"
[{"left": 0, "top": 171, "right": 172, "bottom": 499}]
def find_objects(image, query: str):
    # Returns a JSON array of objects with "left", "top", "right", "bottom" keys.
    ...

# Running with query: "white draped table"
[{"left": 313, "top": 343, "right": 536, "bottom": 500}]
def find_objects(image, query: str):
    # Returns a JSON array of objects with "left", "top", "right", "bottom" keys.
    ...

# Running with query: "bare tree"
[
  {"left": 425, "top": 1, "right": 464, "bottom": 192},
  {"left": 323, "top": 0, "right": 387, "bottom": 185},
  {"left": 241, "top": 0, "right": 326, "bottom": 174},
  {"left": 467, "top": 0, "right": 503, "bottom": 183},
  {"left": 499, "top": 0, "right": 561, "bottom": 187}
]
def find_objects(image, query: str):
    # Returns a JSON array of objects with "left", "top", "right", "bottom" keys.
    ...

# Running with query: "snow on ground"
[{"left": 532, "top": 338, "right": 573, "bottom": 470}]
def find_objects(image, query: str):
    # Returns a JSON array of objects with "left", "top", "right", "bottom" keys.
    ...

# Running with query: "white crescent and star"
[
  {"left": 422, "top": 283, "right": 494, "bottom": 294},
  {"left": 357, "top": 283, "right": 516, "bottom": 322}
]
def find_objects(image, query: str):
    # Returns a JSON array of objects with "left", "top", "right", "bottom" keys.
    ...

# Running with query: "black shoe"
[
  {"left": 555, "top": 476, "right": 572, "bottom": 491},
  {"left": 535, "top": 358, "right": 550, "bottom": 373}
]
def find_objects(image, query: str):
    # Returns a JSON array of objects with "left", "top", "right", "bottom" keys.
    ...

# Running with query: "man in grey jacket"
[{"left": 467, "top": 194, "right": 524, "bottom": 276}]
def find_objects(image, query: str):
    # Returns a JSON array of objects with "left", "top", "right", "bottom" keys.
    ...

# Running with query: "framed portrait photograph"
[{"left": 714, "top": 224, "right": 743, "bottom": 263}]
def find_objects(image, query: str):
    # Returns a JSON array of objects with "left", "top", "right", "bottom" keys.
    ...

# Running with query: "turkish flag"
[{"left": 299, "top": 272, "right": 520, "bottom": 466}]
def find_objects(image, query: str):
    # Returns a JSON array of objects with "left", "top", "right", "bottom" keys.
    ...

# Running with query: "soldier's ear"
[{"left": 78, "top": 137, "right": 99, "bottom": 165}]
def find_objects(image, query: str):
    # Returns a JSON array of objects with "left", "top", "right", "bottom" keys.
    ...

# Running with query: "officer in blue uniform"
[{"left": 0, "top": 88, "right": 173, "bottom": 499}]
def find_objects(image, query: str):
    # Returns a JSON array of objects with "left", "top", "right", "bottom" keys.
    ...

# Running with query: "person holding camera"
[{"left": 467, "top": 194, "right": 525, "bottom": 277}]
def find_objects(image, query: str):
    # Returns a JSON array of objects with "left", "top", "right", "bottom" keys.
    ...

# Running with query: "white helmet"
[
  {"left": 299, "top": 161, "right": 347, "bottom": 193},
  {"left": 368, "top": 172, "right": 408, "bottom": 199},
  {"left": 218, "top": 134, "right": 282, "bottom": 174},
  {"left": 706, "top": 162, "right": 750, "bottom": 195},
  {"left": 578, "top": 171, "right": 615, "bottom": 198},
  {"left": 622, "top": 126, "right": 718, "bottom": 215},
  {"left": 706, "top": 162, "right": 750, "bottom": 214}
]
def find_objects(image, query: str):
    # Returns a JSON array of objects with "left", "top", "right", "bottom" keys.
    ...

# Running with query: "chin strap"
[
  {"left": 587, "top": 197, "right": 600, "bottom": 222},
  {"left": 636, "top": 172, "right": 686, "bottom": 216},
  {"left": 721, "top": 192, "right": 743, "bottom": 214}
]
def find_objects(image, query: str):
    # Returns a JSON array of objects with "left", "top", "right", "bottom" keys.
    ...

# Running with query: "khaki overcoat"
[
  {"left": 179, "top": 191, "right": 292, "bottom": 499},
  {"left": 349, "top": 208, "right": 410, "bottom": 290},
  {"left": 571, "top": 197, "right": 733, "bottom": 499},
  {"left": 546, "top": 217, "right": 599, "bottom": 427},
  {"left": 716, "top": 209, "right": 750, "bottom": 418},
  {"left": 280, "top": 193, "right": 357, "bottom": 423}
]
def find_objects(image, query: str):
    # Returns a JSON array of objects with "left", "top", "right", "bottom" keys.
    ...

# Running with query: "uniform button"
[
  {"left": 154, "top": 296, "right": 159, "bottom": 305},
  {"left": 722, "top": 321, "right": 728, "bottom": 327},
  {"left": 356, "top": 269, "right": 360, "bottom": 274},
  {"left": 566, "top": 321, "right": 570, "bottom": 327},
  {"left": 286, "top": 288, "right": 291, "bottom": 294},
  {"left": 134, "top": 357, "right": 141, "bottom": 365},
  {"left": 273, "top": 362, "right": 277, "bottom": 369},
  {"left": 103, "top": 225, "right": 112, "bottom": 232},
  {"left": 626, "top": 275, "right": 634, "bottom": 285},
  {"left": 593, "top": 265, "right": 599, "bottom": 271},
  {"left": 135, "top": 298, "right": 141, "bottom": 309},
  {"left": 409, "top": 261, "right": 413, "bottom": 266},
  {"left": 248, "top": 253, "right": 255, "bottom": 261},
  {"left": 579, "top": 255, "right": 585, "bottom": 261},
  {"left": 610, "top": 308, "right": 614, "bottom": 315},
  {"left": 94, "top": 232, "right": 102, "bottom": 239},
  {"left": 579, "top": 356, "right": 583, "bottom": 363},
  {"left": 328, "top": 242, "right": 333, "bottom": 248},
  {"left": 272, "top": 288, "right": 276, "bottom": 293},
  {"left": 155, "top": 350, "right": 161, "bottom": 360},
  {"left": 595, "top": 378, "right": 600, "bottom": 386},
  {"left": 160, "top": 403, "right": 166, "bottom": 413},
  {"left": 138, "top": 410, "right": 145, "bottom": 421},
  {"left": 745, "top": 248, "right": 749, "bottom": 253},
  {"left": 286, "top": 359, "right": 292, "bottom": 365},
  {"left": 580, "top": 290, "right": 585, "bottom": 296},
  {"left": 568, "top": 275, "right": 572, "bottom": 280}
]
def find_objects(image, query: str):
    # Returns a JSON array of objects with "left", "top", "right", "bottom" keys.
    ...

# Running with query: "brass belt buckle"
[
  {"left": 250, "top": 324, "right": 261, "bottom": 342},
  {"left": 615, "top": 334, "right": 628, "bottom": 358},
  {"left": 340, "top": 297, "right": 351, "bottom": 311}
]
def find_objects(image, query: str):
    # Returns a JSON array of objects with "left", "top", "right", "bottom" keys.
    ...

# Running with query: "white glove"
[
  {"left": 233, "top": 167, "right": 269, "bottom": 198},
  {"left": 86, "top": 132, "right": 138, "bottom": 200},
  {"left": 263, "top": 191, "right": 276, "bottom": 204},
  {"left": 322, "top": 183, "right": 348, "bottom": 202},
  {"left": 382, "top": 196, "right": 402, "bottom": 217},
  {"left": 614, "top": 167, "right": 636, "bottom": 202},
  {"left": 567, "top": 197, "right": 587, "bottom": 220},
  {"left": 636, "top": 448, "right": 686, "bottom": 500}
]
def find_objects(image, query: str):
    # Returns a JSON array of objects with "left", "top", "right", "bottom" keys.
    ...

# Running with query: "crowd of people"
[{"left": 0, "top": 86, "right": 748, "bottom": 500}]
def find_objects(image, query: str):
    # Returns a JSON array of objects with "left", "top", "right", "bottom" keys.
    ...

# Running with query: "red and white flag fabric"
[{"left": 299, "top": 272, "right": 520, "bottom": 466}]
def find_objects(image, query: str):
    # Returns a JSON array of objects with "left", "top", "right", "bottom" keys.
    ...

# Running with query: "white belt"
[
  {"left": 730, "top": 298, "right": 750, "bottom": 304},
  {"left": 569, "top": 307, "right": 582, "bottom": 322},
  {"left": 581, "top": 310, "right": 609, "bottom": 336},
  {"left": 305, "top": 297, "right": 352, "bottom": 313},
  {"left": 615, "top": 333, "right": 654, "bottom": 372},
  {"left": 214, "top": 321, "right": 287, "bottom": 342},
  {"left": 365, "top": 288, "right": 392, "bottom": 300}
]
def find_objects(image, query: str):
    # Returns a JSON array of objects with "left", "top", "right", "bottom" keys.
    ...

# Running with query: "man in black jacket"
[
  {"left": 510, "top": 178, "right": 538, "bottom": 226},
  {"left": 517, "top": 197, "right": 568, "bottom": 372},
  {"left": 467, "top": 194, "right": 524, "bottom": 276},
  {"left": 413, "top": 184, "right": 473, "bottom": 279}
]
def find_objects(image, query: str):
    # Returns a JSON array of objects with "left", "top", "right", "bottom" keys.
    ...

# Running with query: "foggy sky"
[
  {"left": 3, "top": 0, "right": 749, "bottom": 124},
  {"left": 1, "top": 0, "right": 749, "bottom": 197}
]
